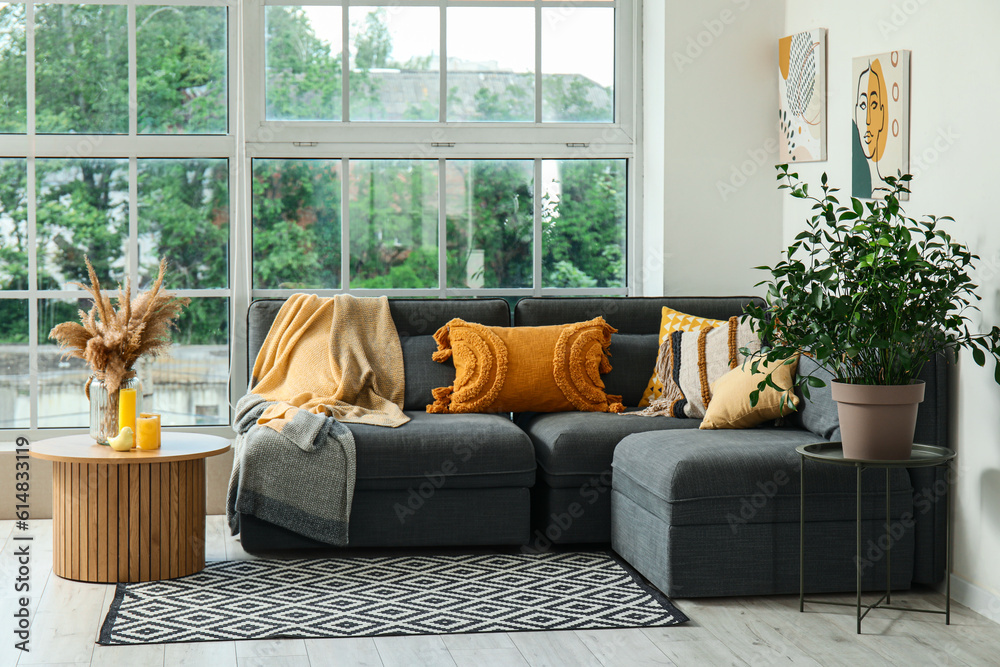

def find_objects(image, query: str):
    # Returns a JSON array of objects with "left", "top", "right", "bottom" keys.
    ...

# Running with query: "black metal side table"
[{"left": 796, "top": 442, "right": 955, "bottom": 634}]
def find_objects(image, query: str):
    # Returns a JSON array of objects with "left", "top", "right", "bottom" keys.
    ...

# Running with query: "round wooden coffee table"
[{"left": 30, "top": 433, "right": 230, "bottom": 583}]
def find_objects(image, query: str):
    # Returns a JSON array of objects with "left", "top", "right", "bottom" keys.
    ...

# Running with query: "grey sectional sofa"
[{"left": 237, "top": 296, "right": 950, "bottom": 599}]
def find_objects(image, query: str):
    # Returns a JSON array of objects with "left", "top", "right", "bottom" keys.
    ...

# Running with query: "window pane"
[
  {"left": 446, "top": 161, "right": 533, "bottom": 289},
  {"left": 266, "top": 6, "right": 343, "bottom": 121},
  {"left": 349, "top": 7, "right": 439, "bottom": 121},
  {"left": 137, "top": 5, "right": 227, "bottom": 134},
  {"left": 447, "top": 8, "right": 534, "bottom": 122},
  {"left": 542, "top": 159, "right": 625, "bottom": 288},
  {"left": 252, "top": 159, "right": 341, "bottom": 289},
  {"left": 37, "top": 159, "right": 129, "bottom": 290},
  {"left": 138, "top": 159, "right": 229, "bottom": 290},
  {"left": 0, "top": 158, "right": 27, "bottom": 290},
  {"left": 0, "top": 299, "right": 28, "bottom": 428},
  {"left": 0, "top": 3, "right": 26, "bottom": 133},
  {"left": 140, "top": 297, "right": 228, "bottom": 426},
  {"left": 349, "top": 160, "right": 438, "bottom": 289},
  {"left": 542, "top": 8, "right": 613, "bottom": 122},
  {"left": 35, "top": 4, "right": 128, "bottom": 134},
  {"left": 38, "top": 297, "right": 90, "bottom": 427}
]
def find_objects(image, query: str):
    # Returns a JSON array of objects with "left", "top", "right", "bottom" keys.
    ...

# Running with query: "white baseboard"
[{"left": 950, "top": 574, "right": 1000, "bottom": 625}]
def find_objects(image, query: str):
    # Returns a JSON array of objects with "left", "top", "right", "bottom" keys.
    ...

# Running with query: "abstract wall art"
[
  {"left": 852, "top": 50, "right": 910, "bottom": 199},
  {"left": 778, "top": 28, "right": 826, "bottom": 163}
]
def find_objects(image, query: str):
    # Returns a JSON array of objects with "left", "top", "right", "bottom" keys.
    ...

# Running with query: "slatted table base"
[{"left": 51, "top": 459, "right": 206, "bottom": 582}]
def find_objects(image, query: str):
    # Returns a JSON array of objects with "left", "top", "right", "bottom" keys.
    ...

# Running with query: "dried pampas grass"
[{"left": 49, "top": 257, "right": 190, "bottom": 396}]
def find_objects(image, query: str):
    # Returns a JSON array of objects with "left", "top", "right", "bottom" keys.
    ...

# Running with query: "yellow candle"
[
  {"left": 119, "top": 388, "right": 137, "bottom": 444},
  {"left": 137, "top": 413, "right": 161, "bottom": 450}
]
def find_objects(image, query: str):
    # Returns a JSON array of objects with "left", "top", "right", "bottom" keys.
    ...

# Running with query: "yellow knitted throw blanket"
[{"left": 251, "top": 293, "right": 409, "bottom": 430}]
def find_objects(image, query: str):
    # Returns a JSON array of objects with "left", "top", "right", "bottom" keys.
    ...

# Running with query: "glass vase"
[{"left": 87, "top": 373, "right": 142, "bottom": 444}]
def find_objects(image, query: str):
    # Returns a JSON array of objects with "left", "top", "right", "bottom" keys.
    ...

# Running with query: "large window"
[
  {"left": 0, "top": 0, "right": 637, "bottom": 438},
  {"left": 0, "top": 1, "right": 234, "bottom": 435}
]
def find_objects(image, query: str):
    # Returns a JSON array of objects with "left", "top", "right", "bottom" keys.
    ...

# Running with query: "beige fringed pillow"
[
  {"left": 638, "top": 317, "right": 760, "bottom": 419},
  {"left": 426, "top": 317, "right": 625, "bottom": 414},
  {"left": 700, "top": 356, "right": 801, "bottom": 429}
]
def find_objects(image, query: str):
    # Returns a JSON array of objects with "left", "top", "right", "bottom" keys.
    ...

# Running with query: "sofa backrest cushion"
[
  {"left": 513, "top": 296, "right": 763, "bottom": 333},
  {"left": 247, "top": 298, "right": 511, "bottom": 410},
  {"left": 914, "top": 352, "right": 950, "bottom": 449},
  {"left": 786, "top": 355, "right": 840, "bottom": 440},
  {"left": 514, "top": 297, "right": 763, "bottom": 408},
  {"left": 399, "top": 335, "right": 455, "bottom": 411},
  {"left": 603, "top": 334, "right": 659, "bottom": 407}
]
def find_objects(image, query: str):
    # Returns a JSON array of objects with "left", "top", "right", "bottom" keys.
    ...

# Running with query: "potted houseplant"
[{"left": 744, "top": 165, "right": 1000, "bottom": 460}]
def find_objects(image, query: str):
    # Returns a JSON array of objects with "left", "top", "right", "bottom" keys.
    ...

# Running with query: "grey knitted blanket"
[{"left": 227, "top": 393, "right": 357, "bottom": 545}]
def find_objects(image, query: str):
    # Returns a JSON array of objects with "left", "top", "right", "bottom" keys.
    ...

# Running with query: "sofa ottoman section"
[
  {"left": 516, "top": 411, "right": 700, "bottom": 547},
  {"left": 514, "top": 296, "right": 764, "bottom": 547},
  {"left": 610, "top": 429, "right": 916, "bottom": 598}
]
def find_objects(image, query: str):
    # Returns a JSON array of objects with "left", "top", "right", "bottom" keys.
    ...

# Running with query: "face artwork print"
[{"left": 852, "top": 51, "right": 910, "bottom": 199}]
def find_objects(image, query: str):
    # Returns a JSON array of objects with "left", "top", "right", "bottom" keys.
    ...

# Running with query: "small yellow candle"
[
  {"left": 119, "top": 388, "right": 137, "bottom": 444},
  {"left": 137, "top": 413, "right": 161, "bottom": 450}
]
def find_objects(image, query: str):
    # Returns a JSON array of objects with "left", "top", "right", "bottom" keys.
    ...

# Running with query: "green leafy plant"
[{"left": 744, "top": 165, "right": 1000, "bottom": 407}]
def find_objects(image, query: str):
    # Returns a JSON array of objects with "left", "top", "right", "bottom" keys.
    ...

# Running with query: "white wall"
[
  {"left": 784, "top": 0, "right": 1000, "bottom": 620},
  {"left": 648, "top": 0, "right": 784, "bottom": 296},
  {"left": 641, "top": 0, "right": 666, "bottom": 295}
]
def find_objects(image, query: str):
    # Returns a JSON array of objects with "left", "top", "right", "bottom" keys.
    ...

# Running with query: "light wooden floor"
[{"left": 3, "top": 517, "right": 997, "bottom": 667}]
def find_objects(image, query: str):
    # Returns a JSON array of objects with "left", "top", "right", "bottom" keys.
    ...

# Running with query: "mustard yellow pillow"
[
  {"left": 700, "top": 356, "right": 800, "bottom": 429},
  {"left": 427, "top": 317, "right": 625, "bottom": 414},
  {"left": 639, "top": 306, "right": 725, "bottom": 407}
]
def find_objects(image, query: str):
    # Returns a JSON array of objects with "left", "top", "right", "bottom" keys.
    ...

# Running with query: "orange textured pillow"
[{"left": 426, "top": 317, "right": 625, "bottom": 414}]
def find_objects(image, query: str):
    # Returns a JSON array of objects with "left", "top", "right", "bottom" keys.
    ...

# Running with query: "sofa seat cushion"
[
  {"left": 348, "top": 411, "right": 535, "bottom": 490},
  {"left": 515, "top": 411, "right": 701, "bottom": 488},
  {"left": 612, "top": 429, "right": 913, "bottom": 527}
]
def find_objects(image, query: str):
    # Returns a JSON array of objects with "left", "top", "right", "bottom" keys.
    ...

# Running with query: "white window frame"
[
  {"left": 0, "top": 0, "right": 642, "bottom": 443},
  {"left": 0, "top": 0, "right": 241, "bottom": 442}
]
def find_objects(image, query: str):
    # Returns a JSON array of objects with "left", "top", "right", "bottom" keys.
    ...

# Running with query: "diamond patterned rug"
[{"left": 98, "top": 552, "right": 687, "bottom": 644}]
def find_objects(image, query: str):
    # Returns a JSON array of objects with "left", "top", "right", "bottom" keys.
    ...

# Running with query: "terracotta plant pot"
[{"left": 830, "top": 380, "right": 925, "bottom": 460}]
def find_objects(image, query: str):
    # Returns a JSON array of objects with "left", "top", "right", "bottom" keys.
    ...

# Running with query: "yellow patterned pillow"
[
  {"left": 638, "top": 306, "right": 725, "bottom": 407},
  {"left": 640, "top": 317, "right": 761, "bottom": 419}
]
